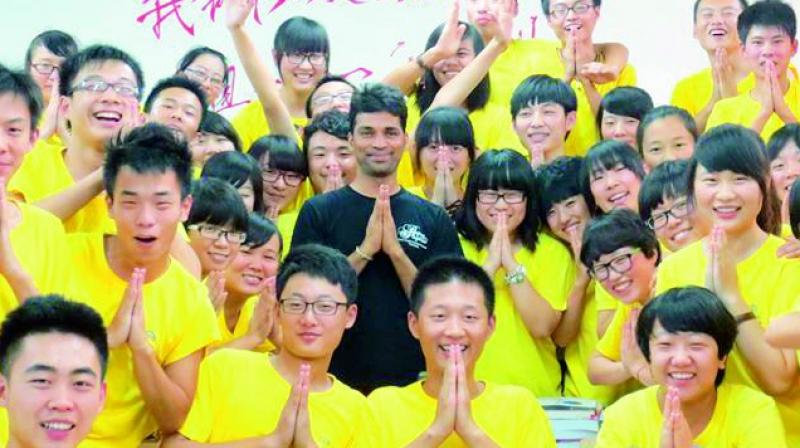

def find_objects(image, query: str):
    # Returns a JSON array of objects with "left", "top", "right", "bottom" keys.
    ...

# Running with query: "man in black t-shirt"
[{"left": 292, "top": 83, "right": 462, "bottom": 393}]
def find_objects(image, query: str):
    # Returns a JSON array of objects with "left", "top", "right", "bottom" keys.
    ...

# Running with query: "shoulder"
[
  {"left": 204, "top": 348, "right": 265, "bottom": 371},
  {"left": 368, "top": 382, "right": 419, "bottom": 407},
  {"left": 603, "top": 385, "right": 656, "bottom": 418},
  {"left": 533, "top": 232, "right": 571, "bottom": 256},
  {"left": 675, "top": 68, "right": 713, "bottom": 90},
  {"left": 18, "top": 202, "right": 63, "bottom": 229}
]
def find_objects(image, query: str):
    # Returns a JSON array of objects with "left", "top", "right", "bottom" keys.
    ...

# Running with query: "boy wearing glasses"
[
  {"left": 163, "top": 244, "right": 378, "bottom": 447},
  {"left": 64, "top": 123, "right": 219, "bottom": 446},
  {"left": 580, "top": 209, "right": 662, "bottom": 388}
]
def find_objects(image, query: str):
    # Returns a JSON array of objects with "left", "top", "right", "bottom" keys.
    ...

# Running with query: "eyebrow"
[{"left": 285, "top": 292, "right": 337, "bottom": 301}]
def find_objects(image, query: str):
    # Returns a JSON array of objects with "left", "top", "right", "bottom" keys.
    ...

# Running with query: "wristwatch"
[{"left": 505, "top": 265, "right": 527, "bottom": 285}]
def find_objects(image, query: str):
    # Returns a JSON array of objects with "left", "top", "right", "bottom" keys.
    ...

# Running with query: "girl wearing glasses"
[
  {"left": 454, "top": 149, "right": 576, "bottom": 398},
  {"left": 176, "top": 46, "right": 229, "bottom": 109}
]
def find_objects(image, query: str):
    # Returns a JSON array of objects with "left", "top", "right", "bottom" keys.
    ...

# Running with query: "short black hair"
[
  {"left": 250, "top": 134, "right": 308, "bottom": 177},
  {"left": 60, "top": 44, "right": 145, "bottom": 100},
  {"left": 637, "top": 286, "right": 737, "bottom": 386},
  {"left": 244, "top": 213, "right": 283, "bottom": 253},
  {"left": 305, "top": 74, "right": 355, "bottom": 118},
  {"left": 185, "top": 177, "right": 249, "bottom": 232},
  {"left": 414, "top": 107, "right": 477, "bottom": 168},
  {"left": 541, "top": 0, "right": 602, "bottom": 15},
  {"left": 199, "top": 111, "right": 242, "bottom": 152},
  {"left": 455, "top": 149, "right": 541, "bottom": 251},
  {"left": 687, "top": 124, "right": 781, "bottom": 235},
  {"left": 580, "top": 208, "right": 661, "bottom": 268},
  {"left": 104, "top": 123, "right": 192, "bottom": 199},
  {"left": 0, "top": 66, "right": 43, "bottom": 127},
  {"left": 580, "top": 140, "right": 647, "bottom": 214},
  {"left": 410, "top": 257, "right": 495, "bottom": 316},
  {"left": 766, "top": 123, "right": 800, "bottom": 161},
  {"left": 790, "top": 178, "right": 800, "bottom": 238},
  {"left": 535, "top": 156, "right": 585, "bottom": 224},
  {"left": 636, "top": 105, "right": 698, "bottom": 157},
  {"left": 25, "top": 30, "right": 78, "bottom": 71},
  {"left": 176, "top": 46, "right": 229, "bottom": 86},
  {"left": 143, "top": 76, "right": 208, "bottom": 124},
  {"left": 638, "top": 159, "right": 691, "bottom": 224},
  {"left": 597, "top": 86, "right": 654, "bottom": 131},
  {"left": 277, "top": 244, "right": 358, "bottom": 304},
  {"left": 273, "top": 16, "right": 331, "bottom": 69},
  {"left": 0, "top": 295, "right": 108, "bottom": 378},
  {"left": 303, "top": 109, "right": 350, "bottom": 160},
  {"left": 738, "top": 0, "right": 797, "bottom": 42},
  {"left": 511, "top": 74, "right": 577, "bottom": 119},
  {"left": 693, "top": 0, "right": 749, "bottom": 23},
  {"left": 349, "top": 83, "right": 407, "bottom": 133},
  {"left": 201, "top": 151, "right": 265, "bottom": 214},
  {"left": 415, "top": 22, "right": 489, "bottom": 115}
]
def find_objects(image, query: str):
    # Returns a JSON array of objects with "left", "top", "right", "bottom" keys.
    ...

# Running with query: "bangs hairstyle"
[
  {"left": 303, "top": 109, "right": 350, "bottom": 157},
  {"left": 144, "top": 76, "right": 208, "bottom": 123},
  {"left": 414, "top": 107, "right": 477, "bottom": 168},
  {"left": 637, "top": 286, "right": 737, "bottom": 386},
  {"left": 104, "top": 123, "right": 192, "bottom": 199},
  {"left": 0, "top": 295, "right": 109, "bottom": 378},
  {"left": 687, "top": 124, "right": 781, "bottom": 235},
  {"left": 790, "top": 179, "right": 800, "bottom": 238},
  {"left": 542, "top": 0, "right": 601, "bottom": 15},
  {"left": 305, "top": 74, "right": 355, "bottom": 118},
  {"left": 0, "top": 66, "right": 43, "bottom": 126},
  {"left": 597, "top": 86, "right": 654, "bottom": 129},
  {"left": 349, "top": 83, "right": 408, "bottom": 132},
  {"left": 250, "top": 135, "right": 308, "bottom": 177},
  {"left": 410, "top": 256, "right": 495, "bottom": 316},
  {"left": 766, "top": 123, "right": 800, "bottom": 161},
  {"left": 244, "top": 213, "right": 283, "bottom": 252},
  {"left": 185, "top": 177, "right": 248, "bottom": 232},
  {"left": 455, "top": 149, "right": 540, "bottom": 251},
  {"left": 638, "top": 159, "right": 691, "bottom": 223},
  {"left": 60, "top": 44, "right": 145, "bottom": 100},
  {"left": 277, "top": 244, "right": 358, "bottom": 304},
  {"left": 511, "top": 74, "right": 577, "bottom": 118},
  {"left": 693, "top": 0, "right": 749, "bottom": 23},
  {"left": 199, "top": 111, "right": 242, "bottom": 152},
  {"left": 25, "top": 30, "right": 78, "bottom": 70},
  {"left": 738, "top": 0, "right": 797, "bottom": 42},
  {"left": 580, "top": 208, "right": 661, "bottom": 268},
  {"left": 636, "top": 105, "right": 698, "bottom": 155},
  {"left": 580, "top": 140, "right": 646, "bottom": 213},
  {"left": 273, "top": 16, "right": 331, "bottom": 67},
  {"left": 176, "top": 46, "right": 229, "bottom": 86},
  {"left": 201, "top": 151, "right": 265, "bottom": 214},
  {"left": 535, "top": 156, "right": 585, "bottom": 223},
  {"left": 415, "top": 22, "right": 489, "bottom": 114}
]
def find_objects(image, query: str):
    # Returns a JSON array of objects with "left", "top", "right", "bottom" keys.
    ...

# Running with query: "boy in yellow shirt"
[
  {"left": 368, "top": 256, "right": 556, "bottom": 447},
  {"left": 707, "top": 1, "right": 800, "bottom": 140},
  {"left": 597, "top": 287, "right": 787, "bottom": 447},
  {"left": 144, "top": 76, "right": 208, "bottom": 144},
  {"left": 66, "top": 123, "right": 219, "bottom": 447},
  {"left": 0, "top": 296, "right": 109, "bottom": 448},
  {"left": 163, "top": 244, "right": 377, "bottom": 447}
]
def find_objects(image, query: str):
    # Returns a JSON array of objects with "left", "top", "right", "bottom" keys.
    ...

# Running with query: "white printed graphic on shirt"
[{"left": 397, "top": 224, "right": 429, "bottom": 250}]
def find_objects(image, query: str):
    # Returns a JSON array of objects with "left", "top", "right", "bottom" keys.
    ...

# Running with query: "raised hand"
[
  {"left": 0, "top": 183, "right": 19, "bottom": 276},
  {"left": 127, "top": 268, "right": 152, "bottom": 354},
  {"left": 661, "top": 387, "right": 693, "bottom": 448},
  {"left": 483, "top": 213, "right": 504, "bottom": 276},
  {"left": 705, "top": 225, "right": 739, "bottom": 304},
  {"left": 323, "top": 163, "right": 344, "bottom": 193},
  {"left": 264, "top": 364, "right": 304, "bottom": 448},
  {"left": 712, "top": 48, "right": 737, "bottom": 100},
  {"left": 621, "top": 309, "right": 650, "bottom": 384},
  {"left": 225, "top": 0, "right": 255, "bottom": 30},
  {"left": 359, "top": 187, "right": 384, "bottom": 260},
  {"left": 498, "top": 213, "right": 518, "bottom": 272},
  {"left": 453, "top": 344, "right": 477, "bottom": 438},
  {"left": 493, "top": 0, "right": 515, "bottom": 46},
  {"left": 429, "top": 345, "right": 457, "bottom": 440},
  {"left": 380, "top": 185, "right": 404, "bottom": 258},
  {"left": 563, "top": 28, "right": 578, "bottom": 83},
  {"left": 38, "top": 71, "right": 62, "bottom": 140},
  {"left": 568, "top": 227, "right": 590, "bottom": 283},
  {"left": 206, "top": 270, "right": 228, "bottom": 313},
  {"left": 430, "top": 0, "right": 467, "bottom": 62},
  {"left": 247, "top": 277, "right": 277, "bottom": 345},
  {"left": 293, "top": 364, "right": 318, "bottom": 448},
  {"left": 107, "top": 267, "right": 144, "bottom": 349}
]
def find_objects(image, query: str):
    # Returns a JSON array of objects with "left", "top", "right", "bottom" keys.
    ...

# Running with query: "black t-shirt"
[{"left": 291, "top": 186, "right": 463, "bottom": 393}]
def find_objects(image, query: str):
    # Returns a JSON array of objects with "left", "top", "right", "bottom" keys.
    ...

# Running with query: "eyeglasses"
[
  {"left": 279, "top": 299, "right": 347, "bottom": 316},
  {"left": 71, "top": 78, "right": 141, "bottom": 98},
  {"left": 285, "top": 52, "right": 327, "bottom": 67},
  {"left": 262, "top": 168, "right": 305, "bottom": 187},
  {"left": 591, "top": 248, "right": 641, "bottom": 281},
  {"left": 425, "top": 144, "right": 468, "bottom": 155},
  {"left": 183, "top": 67, "right": 225, "bottom": 87},
  {"left": 30, "top": 63, "right": 59, "bottom": 76},
  {"left": 646, "top": 200, "right": 692, "bottom": 230},
  {"left": 311, "top": 91, "right": 353, "bottom": 107},
  {"left": 477, "top": 190, "right": 526, "bottom": 205},
  {"left": 187, "top": 224, "right": 247, "bottom": 244},
  {"left": 549, "top": 1, "right": 594, "bottom": 19}
]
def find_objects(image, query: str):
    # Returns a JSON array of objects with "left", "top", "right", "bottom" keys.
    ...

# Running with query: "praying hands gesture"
[
  {"left": 620, "top": 308, "right": 654, "bottom": 386},
  {"left": 0, "top": 182, "right": 37, "bottom": 302},
  {"left": 247, "top": 277, "right": 279, "bottom": 348},
  {"left": 704, "top": 226, "right": 744, "bottom": 311},
  {"left": 358, "top": 185, "right": 404, "bottom": 260},
  {"left": 483, "top": 213, "right": 518, "bottom": 277},
  {"left": 660, "top": 387, "right": 693, "bottom": 448},
  {"left": 430, "top": 151, "right": 460, "bottom": 209},
  {"left": 205, "top": 270, "right": 228, "bottom": 313},
  {"left": 107, "top": 268, "right": 151, "bottom": 353},
  {"left": 752, "top": 60, "right": 798, "bottom": 133},
  {"left": 258, "top": 364, "right": 318, "bottom": 448},
  {"left": 323, "top": 163, "right": 344, "bottom": 193}
]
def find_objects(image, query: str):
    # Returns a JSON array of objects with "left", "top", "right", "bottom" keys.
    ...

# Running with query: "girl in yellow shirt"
[
  {"left": 581, "top": 139, "right": 647, "bottom": 214},
  {"left": 636, "top": 105, "right": 698, "bottom": 171},
  {"left": 189, "top": 111, "right": 242, "bottom": 172},
  {"left": 597, "top": 86, "right": 653, "bottom": 151}
]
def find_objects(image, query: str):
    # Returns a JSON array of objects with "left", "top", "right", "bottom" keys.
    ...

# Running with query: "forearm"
[
  {"left": 736, "top": 318, "right": 798, "bottom": 394},
  {"left": 765, "top": 313, "right": 800, "bottom": 349},
  {"left": 389, "top": 249, "right": 417, "bottom": 297},
  {"left": 34, "top": 170, "right": 103, "bottom": 220},
  {"left": 509, "top": 280, "right": 561, "bottom": 338},
  {"left": 430, "top": 39, "right": 507, "bottom": 109},
  {"left": 383, "top": 48, "right": 442, "bottom": 96},
  {"left": 579, "top": 78, "right": 602, "bottom": 116},
  {"left": 597, "top": 310, "right": 615, "bottom": 339},
  {"left": 694, "top": 100, "right": 717, "bottom": 133},
  {"left": 588, "top": 352, "right": 631, "bottom": 386},
  {"left": 3, "top": 268, "right": 39, "bottom": 303},
  {"left": 406, "top": 428, "right": 448, "bottom": 448},
  {"left": 347, "top": 251, "right": 370, "bottom": 274},
  {"left": 750, "top": 111, "right": 772, "bottom": 135},
  {"left": 460, "top": 429, "right": 501, "bottom": 448},
  {"left": 131, "top": 349, "right": 193, "bottom": 434},
  {"left": 552, "top": 278, "right": 591, "bottom": 347},
  {"left": 171, "top": 237, "right": 202, "bottom": 279}
]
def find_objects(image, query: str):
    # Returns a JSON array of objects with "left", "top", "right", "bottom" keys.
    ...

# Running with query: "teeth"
[
  {"left": 609, "top": 193, "right": 627, "bottom": 203},
  {"left": 94, "top": 112, "right": 121, "bottom": 120},
  {"left": 669, "top": 372, "right": 694, "bottom": 380},
  {"left": 612, "top": 280, "right": 631, "bottom": 292},
  {"left": 42, "top": 422, "right": 73, "bottom": 431}
]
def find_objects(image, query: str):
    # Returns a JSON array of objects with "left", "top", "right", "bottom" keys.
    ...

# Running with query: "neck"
[
  {"left": 279, "top": 85, "right": 309, "bottom": 118},
  {"left": 350, "top": 172, "right": 400, "bottom": 198},
  {"left": 659, "top": 386, "right": 717, "bottom": 436},
  {"left": 422, "top": 366, "right": 482, "bottom": 399},
  {"left": 104, "top": 235, "right": 171, "bottom": 283},
  {"left": 544, "top": 145, "right": 566, "bottom": 163},
  {"left": 273, "top": 350, "right": 333, "bottom": 391},
  {"left": 64, "top": 137, "right": 105, "bottom": 180}
]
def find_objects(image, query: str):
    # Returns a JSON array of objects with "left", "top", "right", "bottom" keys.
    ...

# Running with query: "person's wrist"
[
  {"left": 129, "top": 340, "right": 155, "bottom": 357},
  {"left": 355, "top": 244, "right": 374, "bottom": 261}
]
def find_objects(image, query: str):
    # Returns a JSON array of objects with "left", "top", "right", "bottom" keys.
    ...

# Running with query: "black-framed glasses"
[
  {"left": 549, "top": 1, "right": 594, "bottom": 19},
  {"left": 183, "top": 67, "right": 225, "bottom": 87},
  {"left": 71, "top": 78, "right": 141, "bottom": 98},
  {"left": 279, "top": 299, "right": 347, "bottom": 316},
  {"left": 477, "top": 190, "right": 526, "bottom": 205},
  {"left": 187, "top": 224, "right": 247, "bottom": 244},
  {"left": 285, "top": 52, "right": 327, "bottom": 67},
  {"left": 262, "top": 168, "right": 305, "bottom": 187},
  {"left": 425, "top": 144, "right": 468, "bottom": 155},
  {"left": 646, "top": 200, "right": 692, "bottom": 230},
  {"left": 31, "top": 62, "right": 59, "bottom": 76},
  {"left": 311, "top": 91, "right": 353, "bottom": 107},
  {"left": 591, "top": 248, "right": 641, "bottom": 281}
]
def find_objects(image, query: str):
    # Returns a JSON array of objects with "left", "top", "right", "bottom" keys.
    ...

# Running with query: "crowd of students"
[{"left": 1, "top": 0, "right": 800, "bottom": 446}]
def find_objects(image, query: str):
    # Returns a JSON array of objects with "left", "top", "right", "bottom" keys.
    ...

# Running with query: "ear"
[
  {"left": 28, "top": 128, "right": 40, "bottom": 148},
  {"left": 98, "top": 381, "right": 108, "bottom": 409},
  {"left": 59, "top": 95, "right": 70, "bottom": 118},
  {"left": 179, "top": 194, "right": 193, "bottom": 222},
  {"left": 345, "top": 303, "right": 358, "bottom": 329},
  {"left": 718, "top": 354, "right": 728, "bottom": 370},
  {"left": 0, "top": 375, "right": 8, "bottom": 407},
  {"left": 791, "top": 39, "right": 798, "bottom": 57},
  {"left": 487, "top": 314, "right": 497, "bottom": 338},
  {"left": 565, "top": 110, "right": 577, "bottom": 132},
  {"left": 407, "top": 311, "right": 420, "bottom": 340}
]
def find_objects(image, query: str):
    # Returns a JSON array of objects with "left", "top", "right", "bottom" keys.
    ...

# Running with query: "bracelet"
[
  {"left": 505, "top": 265, "right": 526, "bottom": 285},
  {"left": 415, "top": 53, "right": 429, "bottom": 71},
  {"left": 355, "top": 245, "right": 373, "bottom": 262},
  {"left": 735, "top": 311, "right": 756, "bottom": 325}
]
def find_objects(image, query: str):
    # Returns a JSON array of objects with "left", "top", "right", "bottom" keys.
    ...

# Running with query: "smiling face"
[
  {"left": 306, "top": 131, "right": 356, "bottom": 193},
  {"left": 589, "top": 163, "right": 642, "bottom": 212},
  {"left": 770, "top": 141, "right": 800, "bottom": 203},
  {"left": 408, "top": 280, "right": 495, "bottom": 376},
  {"left": 28, "top": 46, "right": 65, "bottom": 105},
  {"left": 692, "top": 165, "right": 763, "bottom": 236},
  {"left": 641, "top": 116, "right": 696, "bottom": 170},
  {"left": 181, "top": 53, "right": 226, "bottom": 106},
  {"left": 188, "top": 223, "right": 242, "bottom": 275},
  {"left": 349, "top": 111, "right": 407, "bottom": 179},
  {"left": 650, "top": 196, "right": 700, "bottom": 253},
  {"left": 546, "top": 0, "right": 601, "bottom": 43},
  {"left": 0, "top": 93, "right": 38, "bottom": 181},
  {"left": 419, "top": 142, "right": 472, "bottom": 188},
  {"left": 190, "top": 132, "right": 236, "bottom": 166},
  {"left": 225, "top": 234, "right": 280, "bottom": 297},
  {"left": 432, "top": 39, "right": 476, "bottom": 88},
  {"left": 147, "top": 87, "right": 203, "bottom": 143},
  {"left": 693, "top": 0, "right": 744, "bottom": 51},
  {"left": 309, "top": 81, "right": 354, "bottom": 118},
  {"left": 1, "top": 332, "right": 105, "bottom": 448},
  {"left": 592, "top": 246, "right": 658, "bottom": 304},
  {"left": 601, "top": 112, "right": 640, "bottom": 149},
  {"left": 475, "top": 189, "right": 527, "bottom": 236},
  {"left": 743, "top": 25, "right": 798, "bottom": 80},
  {"left": 545, "top": 194, "right": 591, "bottom": 242},
  {"left": 513, "top": 102, "right": 575, "bottom": 158},
  {"left": 277, "top": 51, "right": 327, "bottom": 95}
]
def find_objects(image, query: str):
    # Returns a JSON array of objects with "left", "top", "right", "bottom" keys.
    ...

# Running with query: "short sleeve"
[{"left": 177, "top": 354, "right": 217, "bottom": 442}]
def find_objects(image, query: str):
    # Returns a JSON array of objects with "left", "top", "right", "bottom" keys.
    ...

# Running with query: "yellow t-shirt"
[
  {"left": 179, "top": 349, "right": 376, "bottom": 446},
  {"left": 594, "top": 282, "right": 619, "bottom": 313},
  {"left": 596, "top": 383, "right": 787, "bottom": 447},
  {"left": 0, "top": 202, "right": 69, "bottom": 317},
  {"left": 595, "top": 301, "right": 640, "bottom": 362},
  {"left": 8, "top": 145, "right": 114, "bottom": 234},
  {"left": 231, "top": 100, "right": 308, "bottom": 152},
  {"left": 213, "top": 296, "right": 275, "bottom": 353},
  {"left": 656, "top": 235, "right": 800, "bottom": 445},
  {"left": 671, "top": 68, "right": 757, "bottom": 118},
  {"left": 368, "top": 380, "right": 555, "bottom": 447},
  {"left": 276, "top": 210, "right": 299, "bottom": 258},
  {"left": 65, "top": 233, "right": 219, "bottom": 447},
  {"left": 461, "top": 233, "right": 575, "bottom": 397}
]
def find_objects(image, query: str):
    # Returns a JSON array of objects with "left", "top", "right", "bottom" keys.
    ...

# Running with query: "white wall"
[{"left": 1, "top": 0, "right": 798, "bottom": 116}]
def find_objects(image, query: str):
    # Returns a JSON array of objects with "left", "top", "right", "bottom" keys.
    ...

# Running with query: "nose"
[
  {"left": 612, "top": 121, "right": 627, "bottom": 137},
  {"left": 715, "top": 180, "right": 737, "bottom": 199},
  {"left": 443, "top": 316, "right": 466, "bottom": 337},
  {"left": 556, "top": 206, "right": 570, "bottom": 226},
  {"left": 530, "top": 108, "right": 545, "bottom": 126},
  {"left": 670, "top": 346, "right": 692, "bottom": 365},
  {"left": 299, "top": 304, "right": 319, "bottom": 326},
  {"left": 47, "top": 385, "right": 76, "bottom": 413},
  {"left": 604, "top": 172, "right": 620, "bottom": 190},
  {"left": 136, "top": 204, "right": 157, "bottom": 228},
  {"left": 324, "top": 153, "right": 340, "bottom": 170}
]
